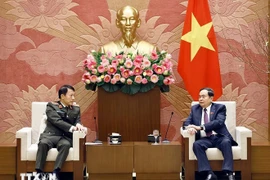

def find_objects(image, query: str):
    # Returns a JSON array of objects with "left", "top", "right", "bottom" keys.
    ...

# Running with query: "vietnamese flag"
[{"left": 178, "top": 0, "right": 222, "bottom": 100}]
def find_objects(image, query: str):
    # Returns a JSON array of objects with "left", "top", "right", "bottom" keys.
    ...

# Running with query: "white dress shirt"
[{"left": 200, "top": 105, "right": 215, "bottom": 137}]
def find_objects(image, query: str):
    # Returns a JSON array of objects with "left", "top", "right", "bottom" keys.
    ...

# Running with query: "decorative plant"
[{"left": 82, "top": 50, "right": 175, "bottom": 95}]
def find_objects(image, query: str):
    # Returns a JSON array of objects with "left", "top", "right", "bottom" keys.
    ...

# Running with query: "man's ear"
[
  {"left": 137, "top": 19, "right": 141, "bottom": 28},
  {"left": 60, "top": 94, "right": 65, "bottom": 100}
]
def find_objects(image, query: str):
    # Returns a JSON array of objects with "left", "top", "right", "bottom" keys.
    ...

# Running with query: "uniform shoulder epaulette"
[
  {"left": 51, "top": 101, "right": 59, "bottom": 105},
  {"left": 73, "top": 103, "right": 80, "bottom": 107},
  {"left": 50, "top": 101, "right": 63, "bottom": 109}
]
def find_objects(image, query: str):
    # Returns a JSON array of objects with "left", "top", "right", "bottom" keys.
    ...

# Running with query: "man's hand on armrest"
[
  {"left": 186, "top": 124, "right": 201, "bottom": 131},
  {"left": 69, "top": 126, "right": 77, "bottom": 132},
  {"left": 184, "top": 125, "right": 199, "bottom": 135},
  {"left": 75, "top": 123, "right": 88, "bottom": 134}
]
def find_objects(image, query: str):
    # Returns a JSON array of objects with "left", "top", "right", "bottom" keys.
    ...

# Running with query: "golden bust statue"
[{"left": 100, "top": 6, "right": 156, "bottom": 54}]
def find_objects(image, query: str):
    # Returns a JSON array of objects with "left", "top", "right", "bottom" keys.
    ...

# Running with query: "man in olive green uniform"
[{"left": 35, "top": 85, "right": 87, "bottom": 179}]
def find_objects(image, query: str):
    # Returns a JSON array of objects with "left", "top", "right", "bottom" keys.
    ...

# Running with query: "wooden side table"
[
  {"left": 0, "top": 144, "right": 16, "bottom": 180},
  {"left": 134, "top": 142, "right": 181, "bottom": 180},
  {"left": 86, "top": 142, "right": 134, "bottom": 180},
  {"left": 251, "top": 140, "right": 270, "bottom": 179}
]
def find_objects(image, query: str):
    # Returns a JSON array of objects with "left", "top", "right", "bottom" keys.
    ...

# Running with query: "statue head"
[{"left": 116, "top": 6, "right": 141, "bottom": 47}]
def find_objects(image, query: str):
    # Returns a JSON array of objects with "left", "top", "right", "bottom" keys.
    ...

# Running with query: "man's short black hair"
[
  {"left": 200, "top": 87, "right": 214, "bottom": 97},
  {"left": 58, "top": 85, "right": 75, "bottom": 99}
]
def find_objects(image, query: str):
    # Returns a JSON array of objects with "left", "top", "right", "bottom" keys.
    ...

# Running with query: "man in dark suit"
[
  {"left": 35, "top": 85, "right": 87, "bottom": 179},
  {"left": 183, "top": 87, "right": 237, "bottom": 180}
]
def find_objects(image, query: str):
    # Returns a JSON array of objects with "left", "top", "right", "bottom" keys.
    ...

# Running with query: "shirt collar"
[
  {"left": 59, "top": 101, "right": 66, "bottom": 108},
  {"left": 203, "top": 104, "right": 212, "bottom": 113}
]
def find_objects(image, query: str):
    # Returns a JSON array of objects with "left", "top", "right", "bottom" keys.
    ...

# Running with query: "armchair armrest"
[
  {"left": 73, "top": 131, "right": 86, "bottom": 160},
  {"left": 180, "top": 127, "right": 196, "bottom": 160},
  {"left": 16, "top": 127, "right": 32, "bottom": 160},
  {"left": 235, "top": 126, "right": 252, "bottom": 160}
]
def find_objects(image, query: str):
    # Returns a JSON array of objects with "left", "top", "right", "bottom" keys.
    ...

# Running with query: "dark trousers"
[
  {"left": 35, "top": 135, "right": 71, "bottom": 171},
  {"left": 193, "top": 135, "right": 234, "bottom": 172}
]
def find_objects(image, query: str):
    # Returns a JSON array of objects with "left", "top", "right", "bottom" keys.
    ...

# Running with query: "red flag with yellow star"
[{"left": 178, "top": 0, "right": 222, "bottom": 100}]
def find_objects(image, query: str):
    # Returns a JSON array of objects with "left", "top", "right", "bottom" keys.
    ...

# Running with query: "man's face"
[
  {"left": 116, "top": 7, "right": 140, "bottom": 46},
  {"left": 153, "top": 130, "right": 159, "bottom": 136},
  {"left": 61, "top": 88, "right": 75, "bottom": 106},
  {"left": 199, "top": 89, "right": 213, "bottom": 108}
]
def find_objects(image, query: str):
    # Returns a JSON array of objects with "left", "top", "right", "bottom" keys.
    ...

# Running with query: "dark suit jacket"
[
  {"left": 41, "top": 101, "right": 81, "bottom": 142},
  {"left": 183, "top": 102, "right": 237, "bottom": 146}
]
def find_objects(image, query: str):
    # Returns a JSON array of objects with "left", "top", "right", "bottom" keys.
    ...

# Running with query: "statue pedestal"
[{"left": 98, "top": 87, "right": 160, "bottom": 141}]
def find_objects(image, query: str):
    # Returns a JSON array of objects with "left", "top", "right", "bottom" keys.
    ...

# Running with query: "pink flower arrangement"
[{"left": 82, "top": 50, "right": 175, "bottom": 95}]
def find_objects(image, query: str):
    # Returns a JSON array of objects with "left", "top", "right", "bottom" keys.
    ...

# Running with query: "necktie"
[{"left": 204, "top": 108, "right": 212, "bottom": 136}]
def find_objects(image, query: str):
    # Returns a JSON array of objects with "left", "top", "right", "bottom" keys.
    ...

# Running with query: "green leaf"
[
  {"left": 92, "top": 51, "right": 104, "bottom": 65},
  {"left": 140, "top": 83, "right": 155, "bottom": 93},
  {"left": 97, "top": 81, "right": 105, "bottom": 86},
  {"left": 102, "top": 83, "right": 120, "bottom": 92},
  {"left": 160, "top": 85, "right": 170, "bottom": 92},
  {"left": 157, "top": 75, "right": 165, "bottom": 86},
  {"left": 85, "top": 83, "right": 97, "bottom": 91},
  {"left": 121, "top": 84, "right": 141, "bottom": 95}
]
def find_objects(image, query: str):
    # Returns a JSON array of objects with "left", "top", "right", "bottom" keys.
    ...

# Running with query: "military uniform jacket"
[{"left": 41, "top": 101, "right": 81, "bottom": 141}]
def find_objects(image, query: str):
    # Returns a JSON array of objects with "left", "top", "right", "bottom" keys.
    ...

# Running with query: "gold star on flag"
[{"left": 181, "top": 13, "right": 215, "bottom": 61}]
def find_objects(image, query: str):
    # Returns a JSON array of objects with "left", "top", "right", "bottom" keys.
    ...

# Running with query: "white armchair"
[
  {"left": 181, "top": 101, "right": 252, "bottom": 180},
  {"left": 16, "top": 102, "right": 86, "bottom": 180}
]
